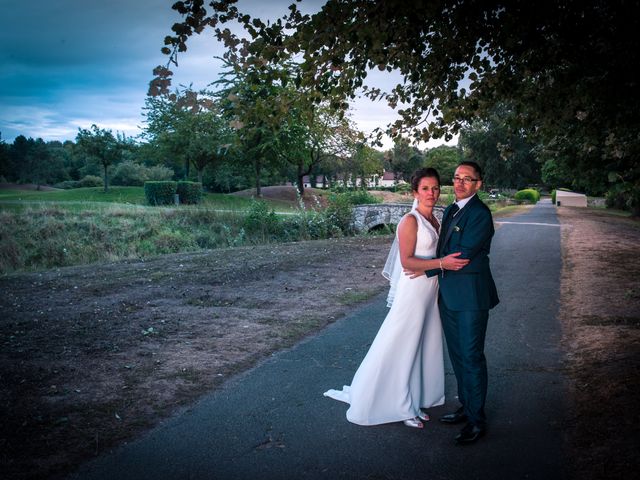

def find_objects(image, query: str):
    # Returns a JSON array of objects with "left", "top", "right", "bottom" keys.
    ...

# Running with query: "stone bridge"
[{"left": 352, "top": 203, "right": 445, "bottom": 232}]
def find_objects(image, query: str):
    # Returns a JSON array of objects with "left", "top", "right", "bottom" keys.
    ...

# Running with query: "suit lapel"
[
  {"left": 437, "top": 204, "right": 456, "bottom": 256},
  {"left": 438, "top": 196, "right": 479, "bottom": 255}
]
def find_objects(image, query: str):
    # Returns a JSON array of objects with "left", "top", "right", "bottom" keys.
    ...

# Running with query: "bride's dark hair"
[{"left": 410, "top": 167, "right": 440, "bottom": 191}]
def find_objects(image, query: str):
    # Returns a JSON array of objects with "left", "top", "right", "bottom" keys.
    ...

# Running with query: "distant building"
[
  {"left": 302, "top": 175, "right": 328, "bottom": 189},
  {"left": 555, "top": 190, "right": 587, "bottom": 207},
  {"left": 379, "top": 171, "right": 405, "bottom": 188}
]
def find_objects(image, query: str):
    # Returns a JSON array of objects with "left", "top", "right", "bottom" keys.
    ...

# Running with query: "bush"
[
  {"left": 147, "top": 165, "right": 175, "bottom": 181},
  {"left": 243, "top": 200, "right": 283, "bottom": 240},
  {"left": 111, "top": 162, "right": 175, "bottom": 186},
  {"left": 324, "top": 193, "right": 355, "bottom": 234},
  {"left": 345, "top": 189, "right": 381, "bottom": 205},
  {"left": 54, "top": 180, "right": 80, "bottom": 189},
  {"left": 177, "top": 181, "right": 203, "bottom": 204},
  {"left": 111, "top": 161, "right": 148, "bottom": 186},
  {"left": 144, "top": 181, "right": 177, "bottom": 206},
  {"left": 605, "top": 183, "right": 628, "bottom": 210},
  {"left": 514, "top": 188, "right": 541, "bottom": 203},
  {"left": 78, "top": 175, "right": 103, "bottom": 188}
]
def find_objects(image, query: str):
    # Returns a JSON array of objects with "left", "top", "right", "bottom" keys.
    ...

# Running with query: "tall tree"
[
  {"left": 7, "top": 135, "right": 32, "bottom": 183},
  {"left": 144, "top": 87, "right": 232, "bottom": 182},
  {"left": 387, "top": 138, "right": 424, "bottom": 182},
  {"left": 458, "top": 105, "right": 541, "bottom": 189},
  {"left": 0, "top": 133, "right": 10, "bottom": 181},
  {"left": 213, "top": 56, "right": 299, "bottom": 196},
  {"left": 155, "top": 0, "right": 640, "bottom": 214},
  {"left": 277, "top": 101, "right": 357, "bottom": 195},
  {"left": 424, "top": 145, "right": 463, "bottom": 186},
  {"left": 26, "top": 138, "right": 54, "bottom": 189},
  {"left": 76, "top": 125, "right": 123, "bottom": 192}
]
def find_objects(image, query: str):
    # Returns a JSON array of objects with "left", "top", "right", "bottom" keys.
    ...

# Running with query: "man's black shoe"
[
  {"left": 454, "top": 422, "right": 486, "bottom": 445},
  {"left": 439, "top": 407, "right": 467, "bottom": 424}
]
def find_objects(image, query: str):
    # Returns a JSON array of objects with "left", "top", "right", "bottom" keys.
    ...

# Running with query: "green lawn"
[{"left": 0, "top": 187, "right": 293, "bottom": 212}]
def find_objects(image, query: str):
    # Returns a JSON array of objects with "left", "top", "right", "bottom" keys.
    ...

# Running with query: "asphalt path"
[{"left": 68, "top": 199, "right": 569, "bottom": 480}]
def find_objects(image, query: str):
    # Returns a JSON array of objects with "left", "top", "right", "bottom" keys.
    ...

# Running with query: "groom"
[{"left": 426, "top": 161, "right": 499, "bottom": 445}]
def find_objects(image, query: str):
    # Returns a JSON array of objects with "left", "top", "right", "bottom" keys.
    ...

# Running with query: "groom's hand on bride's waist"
[{"left": 403, "top": 268, "right": 423, "bottom": 279}]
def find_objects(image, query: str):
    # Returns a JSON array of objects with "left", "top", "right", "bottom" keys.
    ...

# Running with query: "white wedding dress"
[{"left": 324, "top": 210, "right": 445, "bottom": 425}]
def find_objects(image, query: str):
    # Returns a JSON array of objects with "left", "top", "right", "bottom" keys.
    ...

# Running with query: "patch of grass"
[
  {"left": 581, "top": 315, "right": 640, "bottom": 328},
  {"left": 492, "top": 204, "right": 532, "bottom": 216},
  {"left": 336, "top": 289, "right": 378, "bottom": 305},
  {"left": 0, "top": 186, "right": 146, "bottom": 204},
  {"left": 588, "top": 206, "right": 634, "bottom": 218},
  {"left": 278, "top": 316, "right": 326, "bottom": 342},
  {"left": 0, "top": 187, "right": 295, "bottom": 212}
]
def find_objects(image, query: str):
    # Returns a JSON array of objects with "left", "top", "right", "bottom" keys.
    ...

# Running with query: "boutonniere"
[{"left": 453, "top": 225, "right": 461, "bottom": 232}]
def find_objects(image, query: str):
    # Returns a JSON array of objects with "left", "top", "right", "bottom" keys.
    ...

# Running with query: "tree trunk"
[
  {"left": 255, "top": 157, "right": 262, "bottom": 197},
  {"left": 184, "top": 158, "right": 190, "bottom": 180},
  {"left": 296, "top": 161, "right": 305, "bottom": 196},
  {"left": 103, "top": 163, "right": 109, "bottom": 192}
]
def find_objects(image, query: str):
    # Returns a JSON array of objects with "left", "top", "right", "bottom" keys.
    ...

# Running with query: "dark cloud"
[
  {"left": 0, "top": 0, "right": 421, "bottom": 150},
  {"left": 0, "top": 0, "right": 202, "bottom": 141}
]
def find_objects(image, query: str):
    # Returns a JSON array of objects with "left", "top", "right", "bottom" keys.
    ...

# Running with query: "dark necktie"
[
  {"left": 437, "top": 204, "right": 459, "bottom": 257},
  {"left": 449, "top": 203, "right": 460, "bottom": 218}
]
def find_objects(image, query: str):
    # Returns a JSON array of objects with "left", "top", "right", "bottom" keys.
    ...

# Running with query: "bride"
[{"left": 324, "top": 168, "right": 468, "bottom": 428}]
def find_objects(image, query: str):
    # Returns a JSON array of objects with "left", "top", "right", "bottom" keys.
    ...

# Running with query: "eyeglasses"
[{"left": 452, "top": 176, "right": 478, "bottom": 185}]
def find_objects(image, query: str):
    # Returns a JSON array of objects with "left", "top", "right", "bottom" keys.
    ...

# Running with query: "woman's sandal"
[
  {"left": 403, "top": 417, "right": 424, "bottom": 428},
  {"left": 418, "top": 410, "right": 430, "bottom": 422}
]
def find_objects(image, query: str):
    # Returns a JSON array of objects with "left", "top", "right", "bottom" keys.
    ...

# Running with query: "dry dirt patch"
[
  {"left": 231, "top": 185, "right": 330, "bottom": 209},
  {"left": 0, "top": 183, "right": 60, "bottom": 192},
  {"left": 557, "top": 207, "right": 640, "bottom": 479},
  {"left": 0, "top": 236, "right": 393, "bottom": 479}
]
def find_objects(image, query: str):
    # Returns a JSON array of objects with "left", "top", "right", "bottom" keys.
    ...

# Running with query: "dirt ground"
[
  {"left": 0, "top": 204, "right": 638, "bottom": 479},
  {"left": 557, "top": 207, "right": 640, "bottom": 479},
  {"left": 231, "top": 185, "right": 413, "bottom": 208},
  {"left": 0, "top": 235, "right": 394, "bottom": 479},
  {"left": 0, "top": 183, "right": 60, "bottom": 192}
]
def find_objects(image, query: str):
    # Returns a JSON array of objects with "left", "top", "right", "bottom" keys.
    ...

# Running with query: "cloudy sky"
[{"left": 0, "top": 0, "right": 452, "bottom": 149}]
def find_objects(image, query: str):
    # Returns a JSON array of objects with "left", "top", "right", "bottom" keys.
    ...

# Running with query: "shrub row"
[
  {"left": 144, "top": 181, "right": 202, "bottom": 206},
  {"left": 111, "top": 162, "right": 174, "bottom": 186},
  {"left": 54, "top": 175, "right": 103, "bottom": 189},
  {"left": 605, "top": 182, "right": 639, "bottom": 212}
]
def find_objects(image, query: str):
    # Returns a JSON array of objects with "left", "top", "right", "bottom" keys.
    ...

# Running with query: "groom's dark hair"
[
  {"left": 458, "top": 161, "right": 483, "bottom": 180},
  {"left": 411, "top": 167, "right": 440, "bottom": 191}
]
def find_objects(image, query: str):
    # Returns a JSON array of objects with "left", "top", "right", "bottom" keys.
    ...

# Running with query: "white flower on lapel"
[{"left": 453, "top": 225, "right": 461, "bottom": 232}]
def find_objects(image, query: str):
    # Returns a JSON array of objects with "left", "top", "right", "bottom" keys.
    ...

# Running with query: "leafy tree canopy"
[
  {"left": 154, "top": 0, "right": 639, "bottom": 211},
  {"left": 458, "top": 103, "right": 541, "bottom": 190},
  {"left": 155, "top": 1, "right": 636, "bottom": 139}
]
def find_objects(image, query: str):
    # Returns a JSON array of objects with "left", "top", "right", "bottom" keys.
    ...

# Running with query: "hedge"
[
  {"left": 177, "top": 181, "right": 203, "bottom": 204},
  {"left": 144, "top": 181, "right": 177, "bottom": 205}
]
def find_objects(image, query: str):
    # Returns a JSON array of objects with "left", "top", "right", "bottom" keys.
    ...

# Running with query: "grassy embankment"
[
  {"left": 0, "top": 186, "right": 529, "bottom": 275},
  {"left": 0, "top": 187, "right": 307, "bottom": 274},
  {"left": 0, "top": 185, "right": 379, "bottom": 274}
]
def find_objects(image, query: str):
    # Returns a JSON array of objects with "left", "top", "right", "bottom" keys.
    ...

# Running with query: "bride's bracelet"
[{"left": 439, "top": 258, "right": 444, "bottom": 272}]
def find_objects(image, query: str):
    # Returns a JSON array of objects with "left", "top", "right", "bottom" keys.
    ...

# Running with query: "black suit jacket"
[{"left": 427, "top": 195, "right": 499, "bottom": 311}]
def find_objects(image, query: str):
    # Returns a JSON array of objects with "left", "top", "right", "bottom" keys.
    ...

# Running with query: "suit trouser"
[{"left": 439, "top": 303, "right": 489, "bottom": 427}]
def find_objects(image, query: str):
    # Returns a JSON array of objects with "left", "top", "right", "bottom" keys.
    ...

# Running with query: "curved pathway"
[{"left": 68, "top": 200, "right": 568, "bottom": 480}]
